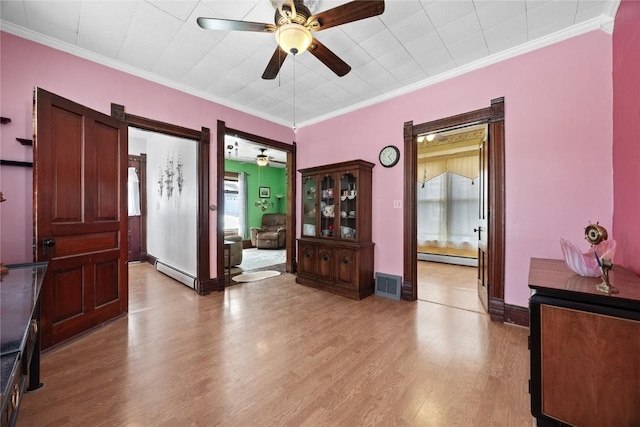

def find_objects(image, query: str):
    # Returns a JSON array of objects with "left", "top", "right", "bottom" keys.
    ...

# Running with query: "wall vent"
[
  {"left": 375, "top": 272, "right": 402, "bottom": 300},
  {"left": 155, "top": 260, "right": 196, "bottom": 289}
]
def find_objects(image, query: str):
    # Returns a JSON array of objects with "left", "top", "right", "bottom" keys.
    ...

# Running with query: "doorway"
[
  {"left": 216, "top": 121, "right": 296, "bottom": 290},
  {"left": 415, "top": 123, "right": 486, "bottom": 313},
  {"left": 127, "top": 128, "right": 199, "bottom": 290},
  {"left": 111, "top": 104, "right": 212, "bottom": 295},
  {"left": 403, "top": 98, "right": 506, "bottom": 321}
]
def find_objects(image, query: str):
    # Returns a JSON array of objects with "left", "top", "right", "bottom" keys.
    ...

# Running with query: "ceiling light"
[
  {"left": 426, "top": 134, "right": 436, "bottom": 142},
  {"left": 256, "top": 148, "right": 269, "bottom": 167},
  {"left": 417, "top": 136, "right": 425, "bottom": 143},
  {"left": 276, "top": 23, "right": 312, "bottom": 55}
]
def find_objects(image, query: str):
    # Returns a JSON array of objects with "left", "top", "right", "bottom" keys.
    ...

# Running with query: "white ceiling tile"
[
  {"left": 575, "top": 0, "right": 608, "bottom": 22},
  {"left": 527, "top": 1, "right": 578, "bottom": 39},
  {"left": 475, "top": 1, "right": 527, "bottom": 30},
  {"left": 360, "top": 30, "right": 403, "bottom": 58},
  {"left": 404, "top": 31, "right": 447, "bottom": 58},
  {"left": 353, "top": 59, "right": 388, "bottom": 81},
  {"left": 117, "top": 2, "right": 183, "bottom": 70},
  {"left": 437, "top": 11, "right": 482, "bottom": 45},
  {"left": 0, "top": 1, "right": 28, "bottom": 26},
  {"left": 414, "top": 48, "right": 456, "bottom": 76},
  {"left": 152, "top": 23, "right": 224, "bottom": 80},
  {"left": 146, "top": 0, "right": 198, "bottom": 22},
  {"left": 389, "top": 61, "right": 428, "bottom": 84},
  {"left": 424, "top": 0, "right": 476, "bottom": 27},
  {"left": 483, "top": 14, "right": 528, "bottom": 54},
  {"left": 388, "top": 10, "right": 435, "bottom": 45},
  {"left": 341, "top": 44, "right": 375, "bottom": 69},
  {"left": 196, "top": 1, "right": 260, "bottom": 21},
  {"left": 183, "top": 54, "right": 233, "bottom": 91},
  {"left": 447, "top": 32, "right": 490, "bottom": 65},
  {"left": 379, "top": 0, "right": 426, "bottom": 27},
  {"left": 24, "top": 1, "right": 82, "bottom": 44},
  {"left": 339, "top": 16, "right": 388, "bottom": 44},
  {"left": 376, "top": 47, "right": 414, "bottom": 71},
  {"left": 77, "top": 1, "right": 138, "bottom": 59}
]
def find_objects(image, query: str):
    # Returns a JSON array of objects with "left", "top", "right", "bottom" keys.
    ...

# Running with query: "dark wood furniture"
[
  {"left": 528, "top": 258, "right": 640, "bottom": 427},
  {"left": 297, "top": 160, "right": 374, "bottom": 300},
  {"left": 1, "top": 263, "right": 47, "bottom": 427}
]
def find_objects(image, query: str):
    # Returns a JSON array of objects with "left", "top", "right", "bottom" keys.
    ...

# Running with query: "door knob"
[{"left": 43, "top": 238, "right": 56, "bottom": 247}]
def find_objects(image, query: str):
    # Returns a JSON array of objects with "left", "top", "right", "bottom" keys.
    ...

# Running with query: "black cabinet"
[
  {"left": 528, "top": 258, "right": 640, "bottom": 427},
  {"left": 1, "top": 263, "right": 47, "bottom": 427}
]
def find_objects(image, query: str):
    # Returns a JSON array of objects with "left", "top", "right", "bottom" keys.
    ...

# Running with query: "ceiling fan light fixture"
[
  {"left": 256, "top": 148, "right": 270, "bottom": 166},
  {"left": 276, "top": 23, "right": 312, "bottom": 55}
]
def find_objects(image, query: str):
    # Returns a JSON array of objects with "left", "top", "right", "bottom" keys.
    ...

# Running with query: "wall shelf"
[
  {"left": 0, "top": 159, "right": 33, "bottom": 167},
  {"left": 16, "top": 138, "right": 33, "bottom": 146},
  {"left": 0, "top": 117, "right": 11, "bottom": 124}
]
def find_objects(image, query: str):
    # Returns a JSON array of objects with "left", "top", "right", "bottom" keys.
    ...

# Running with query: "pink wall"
[
  {"left": 297, "top": 30, "right": 614, "bottom": 307},
  {"left": 612, "top": 0, "right": 640, "bottom": 275},
  {"left": 0, "top": 32, "right": 294, "bottom": 269}
]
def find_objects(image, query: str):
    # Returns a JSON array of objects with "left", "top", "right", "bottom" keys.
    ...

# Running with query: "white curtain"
[
  {"left": 238, "top": 172, "right": 248, "bottom": 239},
  {"left": 417, "top": 171, "right": 478, "bottom": 252},
  {"left": 127, "top": 167, "right": 141, "bottom": 216}
]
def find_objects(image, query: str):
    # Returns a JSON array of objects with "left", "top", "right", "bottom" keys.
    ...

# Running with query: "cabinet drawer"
[{"left": 1, "top": 355, "right": 22, "bottom": 427}]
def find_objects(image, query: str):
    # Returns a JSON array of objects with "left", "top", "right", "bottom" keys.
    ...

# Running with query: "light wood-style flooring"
[
  {"left": 417, "top": 261, "right": 486, "bottom": 313},
  {"left": 20, "top": 263, "right": 532, "bottom": 426}
]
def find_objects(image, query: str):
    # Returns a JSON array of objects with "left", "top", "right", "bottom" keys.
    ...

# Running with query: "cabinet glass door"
[
  {"left": 339, "top": 172, "right": 357, "bottom": 240},
  {"left": 320, "top": 174, "right": 336, "bottom": 237},
  {"left": 302, "top": 176, "right": 316, "bottom": 236}
]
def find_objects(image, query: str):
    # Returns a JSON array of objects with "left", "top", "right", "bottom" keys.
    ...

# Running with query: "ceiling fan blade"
[
  {"left": 197, "top": 17, "right": 276, "bottom": 33},
  {"left": 308, "top": 39, "right": 351, "bottom": 77},
  {"left": 262, "top": 46, "right": 288, "bottom": 80},
  {"left": 309, "top": 0, "right": 385, "bottom": 32}
]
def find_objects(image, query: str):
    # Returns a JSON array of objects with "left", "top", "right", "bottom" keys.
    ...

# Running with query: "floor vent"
[
  {"left": 155, "top": 260, "right": 196, "bottom": 289},
  {"left": 375, "top": 272, "right": 402, "bottom": 300}
]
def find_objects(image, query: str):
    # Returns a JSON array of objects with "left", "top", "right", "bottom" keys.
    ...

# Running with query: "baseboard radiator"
[
  {"left": 375, "top": 272, "right": 402, "bottom": 300},
  {"left": 155, "top": 260, "right": 196, "bottom": 289}
]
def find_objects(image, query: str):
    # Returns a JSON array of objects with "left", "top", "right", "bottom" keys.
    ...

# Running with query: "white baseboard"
[{"left": 418, "top": 253, "right": 478, "bottom": 267}]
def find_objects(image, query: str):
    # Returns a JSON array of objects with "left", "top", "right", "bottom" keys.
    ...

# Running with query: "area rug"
[{"left": 231, "top": 270, "right": 281, "bottom": 283}]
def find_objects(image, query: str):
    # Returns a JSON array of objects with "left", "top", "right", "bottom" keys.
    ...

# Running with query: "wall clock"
[{"left": 379, "top": 145, "right": 400, "bottom": 168}]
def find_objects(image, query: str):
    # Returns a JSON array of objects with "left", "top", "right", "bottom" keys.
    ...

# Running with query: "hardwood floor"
[
  {"left": 20, "top": 263, "right": 532, "bottom": 426},
  {"left": 417, "top": 261, "right": 486, "bottom": 314}
]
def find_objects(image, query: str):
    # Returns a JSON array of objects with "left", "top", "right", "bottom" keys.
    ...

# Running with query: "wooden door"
[
  {"left": 477, "top": 133, "right": 489, "bottom": 311},
  {"left": 34, "top": 88, "right": 128, "bottom": 349}
]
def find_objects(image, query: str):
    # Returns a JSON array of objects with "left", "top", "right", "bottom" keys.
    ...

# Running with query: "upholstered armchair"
[
  {"left": 250, "top": 213, "right": 286, "bottom": 249},
  {"left": 224, "top": 235, "right": 243, "bottom": 267}
]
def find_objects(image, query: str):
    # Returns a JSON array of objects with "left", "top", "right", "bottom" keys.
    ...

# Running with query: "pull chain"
[{"left": 293, "top": 54, "right": 296, "bottom": 131}]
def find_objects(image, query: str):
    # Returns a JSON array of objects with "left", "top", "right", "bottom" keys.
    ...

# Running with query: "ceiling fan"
[{"left": 197, "top": 0, "right": 385, "bottom": 80}]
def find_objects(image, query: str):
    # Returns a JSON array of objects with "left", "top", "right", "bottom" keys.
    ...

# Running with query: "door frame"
[
  {"left": 216, "top": 121, "right": 296, "bottom": 290},
  {"left": 111, "top": 104, "right": 213, "bottom": 295},
  {"left": 403, "top": 97, "right": 506, "bottom": 321}
]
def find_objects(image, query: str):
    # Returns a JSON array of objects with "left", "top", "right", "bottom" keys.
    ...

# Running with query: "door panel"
[
  {"left": 477, "top": 134, "right": 489, "bottom": 311},
  {"left": 35, "top": 88, "right": 128, "bottom": 349}
]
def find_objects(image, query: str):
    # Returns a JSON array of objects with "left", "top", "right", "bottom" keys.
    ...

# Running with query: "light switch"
[{"left": 393, "top": 200, "right": 401, "bottom": 208}]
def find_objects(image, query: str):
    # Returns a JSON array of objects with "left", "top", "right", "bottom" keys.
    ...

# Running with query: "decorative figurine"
[{"left": 560, "top": 222, "right": 618, "bottom": 294}]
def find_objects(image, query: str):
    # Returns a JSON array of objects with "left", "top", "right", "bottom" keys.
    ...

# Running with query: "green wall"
[{"left": 225, "top": 159, "right": 287, "bottom": 237}]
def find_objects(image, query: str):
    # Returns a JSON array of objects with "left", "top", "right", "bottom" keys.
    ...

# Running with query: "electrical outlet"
[{"left": 393, "top": 200, "right": 401, "bottom": 209}]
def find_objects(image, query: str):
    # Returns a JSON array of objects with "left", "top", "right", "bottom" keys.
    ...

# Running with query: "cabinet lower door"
[
  {"left": 298, "top": 243, "right": 315, "bottom": 279},
  {"left": 335, "top": 248, "right": 356, "bottom": 289},
  {"left": 316, "top": 247, "right": 334, "bottom": 283}
]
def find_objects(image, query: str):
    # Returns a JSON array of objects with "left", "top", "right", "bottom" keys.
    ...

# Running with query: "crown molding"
[
  {"left": 0, "top": 21, "right": 292, "bottom": 128},
  {"left": 297, "top": 15, "right": 612, "bottom": 128},
  {"left": 2, "top": 6, "right": 619, "bottom": 132}
]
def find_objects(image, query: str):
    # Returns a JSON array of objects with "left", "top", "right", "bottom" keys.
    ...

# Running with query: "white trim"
[
  {"left": 297, "top": 15, "right": 611, "bottom": 128},
  {"left": 0, "top": 20, "right": 292, "bottom": 128},
  {"left": 418, "top": 253, "right": 478, "bottom": 268},
  {"left": 1, "top": 8, "right": 619, "bottom": 130}
]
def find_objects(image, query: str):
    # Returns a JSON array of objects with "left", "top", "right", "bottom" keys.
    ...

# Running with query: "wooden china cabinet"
[{"left": 297, "top": 160, "right": 374, "bottom": 300}]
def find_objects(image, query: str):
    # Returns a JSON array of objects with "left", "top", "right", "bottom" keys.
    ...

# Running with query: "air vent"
[{"left": 375, "top": 272, "right": 402, "bottom": 300}]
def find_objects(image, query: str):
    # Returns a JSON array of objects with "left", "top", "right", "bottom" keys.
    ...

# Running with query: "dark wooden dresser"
[
  {"left": 1, "top": 263, "right": 47, "bottom": 427},
  {"left": 528, "top": 258, "right": 640, "bottom": 427}
]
